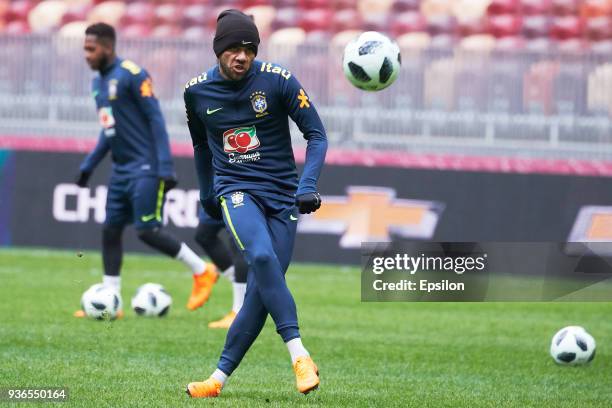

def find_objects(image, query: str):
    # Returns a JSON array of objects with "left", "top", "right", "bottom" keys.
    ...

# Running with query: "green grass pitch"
[{"left": 1, "top": 248, "right": 612, "bottom": 407}]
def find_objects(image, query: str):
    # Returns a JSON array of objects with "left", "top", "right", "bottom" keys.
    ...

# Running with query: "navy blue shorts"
[{"left": 105, "top": 176, "right": 165, "bottom": 230}]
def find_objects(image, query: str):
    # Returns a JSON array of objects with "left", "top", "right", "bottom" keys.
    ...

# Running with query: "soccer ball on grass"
[
  {"left": 550, "top": 326, "right": 596, "bottom": 365},
  {"left": 131, "top": 283, "right": 172, "bottom": 317},
  {"left": 80, "top": 283, "right": 122, "bottom": 320}
]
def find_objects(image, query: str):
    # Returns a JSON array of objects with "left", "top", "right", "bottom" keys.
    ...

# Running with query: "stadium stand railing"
[{"left": 0, "top": 33, "right": 611, "bottom": 161}]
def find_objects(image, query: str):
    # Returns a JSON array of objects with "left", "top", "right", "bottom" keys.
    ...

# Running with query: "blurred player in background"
[
  {"left": 195, "top": 209, "right": 247, "bottom": 328},
  {"left": 183, "top": 10, "right": 327, "bottom": 397},
  {"left": 74, "top": 23, "right": 218, "bottom": 317}
]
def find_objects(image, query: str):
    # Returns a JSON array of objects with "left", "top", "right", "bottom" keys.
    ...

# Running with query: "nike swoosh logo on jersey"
[
  {"left": 207, "top": 107, "right": 223, "bottom": 115},
  {"left": 290, "top": 215, "right": 298, "bottom": 221},
  {"left": 242, "top": 41, "right": 252, "bottom": 45}
]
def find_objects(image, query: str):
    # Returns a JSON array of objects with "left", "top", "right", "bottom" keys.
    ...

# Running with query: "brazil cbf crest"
[
  {"left": 231, "top": 191, "right": 245, "bottom": 208},
  {"left": 250, "top": 91, "right": 268, "bottom": 118}
]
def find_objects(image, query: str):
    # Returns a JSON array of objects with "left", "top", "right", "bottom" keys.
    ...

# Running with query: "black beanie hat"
[{"left": 213, "top": 9, "right": 260, "bottom": 57}]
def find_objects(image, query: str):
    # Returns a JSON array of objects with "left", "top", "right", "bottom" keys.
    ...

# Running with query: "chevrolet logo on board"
[{"left": 297, "top": 187, "right": 445, "bottom": 248}]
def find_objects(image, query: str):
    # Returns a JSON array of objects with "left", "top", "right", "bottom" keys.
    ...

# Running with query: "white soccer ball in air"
[
  {"left": 131, "top": 283, "right": 172, "bottom": 317},
  {"left": 342, "top": 31, "right": 401, "bottom": 91},
  {"left": 550, "top": 326, "right": 596, "bottom": 365},
  {"left": 80, "top": 283, "right": 122, "bottom": 320}
]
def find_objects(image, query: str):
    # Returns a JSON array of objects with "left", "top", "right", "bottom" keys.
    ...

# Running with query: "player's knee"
[
  {"left": 102, "top": 225, "right": 123, "bottom": 245},
  {"left": 252, "top": 250, "right": 273, "bottom": 268}
]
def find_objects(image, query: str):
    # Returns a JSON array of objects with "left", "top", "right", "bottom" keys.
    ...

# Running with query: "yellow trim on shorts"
[{"left": 220, "top": 196, "right": 245, "bottom": 250}]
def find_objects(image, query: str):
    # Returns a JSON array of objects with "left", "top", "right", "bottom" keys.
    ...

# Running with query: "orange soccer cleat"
[
  {"left": 73, "top": 309, "right": 124, "bottom": 319},
  {"left": 186, "top": 265, "right": 219, "bottom": 311},
  {"left": 208, "top": 311, "right": 237, "bottom": 329},
  {"left": 293, "top": 356, "right": 320, "bottom": 394},
  {"left": 186, "top": 378, "right": 223, "bottom": 398}
]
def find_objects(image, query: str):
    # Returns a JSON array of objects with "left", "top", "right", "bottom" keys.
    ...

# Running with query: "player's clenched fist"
[{"left": 295, "top": 192, "right": 321, "bottom": 214}]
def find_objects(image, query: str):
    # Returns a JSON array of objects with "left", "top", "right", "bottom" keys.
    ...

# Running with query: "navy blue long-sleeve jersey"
[
  {"left": 80, "top": 58, "right": 174, "bottom": 179},
  {"left": 183, "top": 60, "right": 327, "bottom": 204}
]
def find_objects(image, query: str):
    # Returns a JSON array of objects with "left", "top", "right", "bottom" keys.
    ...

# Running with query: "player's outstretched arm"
[
  {"left": 132, "top": 69, "right": 176, "bottom": 182},
  {"left": 184, "top": 89, "right": 220, "bottom": 219},
  {"left": 281, "top": 74, "right": 328, "bottom": 208},
  {"left": 77, "top": 130, "right": 110, "bottom": 186}
]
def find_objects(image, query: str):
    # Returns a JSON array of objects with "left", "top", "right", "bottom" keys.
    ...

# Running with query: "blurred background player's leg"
[
  {"left": 195, "top": 208, "right": 247, "bottom": 328},
  {"left": 74, "top": 178, "right": 132, "bottom": 317},
  {"left": 132, "top": 176, "right": 218, "bottom": 310}
]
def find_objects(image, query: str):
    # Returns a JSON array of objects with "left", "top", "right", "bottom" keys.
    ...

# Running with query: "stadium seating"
[{"left": 0, "top": 0, "right": 608, "bottom": 53}]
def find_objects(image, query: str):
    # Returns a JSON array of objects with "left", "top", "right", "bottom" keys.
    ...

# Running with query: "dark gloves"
[
  {"left": 75, "top": 171, "right": 91, "bottom": 187},
  {"left": 295, "top": 192, "right": 322, "bottom": 214},
  {"left": 201, "top": 197, "right": 223, "bottom": 220},
  {"left": 161, "top": 176, "right": 178, "bottom": 193}
]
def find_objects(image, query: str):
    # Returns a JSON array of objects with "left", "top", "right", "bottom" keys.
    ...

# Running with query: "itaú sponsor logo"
[
  {"left": 297, "top": 186, "right": 445, "bottom": 248},
  {"left": 52, "top": 183, "right": 201, "bottom": 227}
]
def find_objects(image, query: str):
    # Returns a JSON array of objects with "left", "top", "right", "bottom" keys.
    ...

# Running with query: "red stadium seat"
[
  {"left": 182, "top": 4, "right": 209, "bottom": 28},
  {"left": 551, "top": 0, "right": 579, "bottom": 16},
  {"left": 121, "top": 23, "right": 151, "bottom": 38},
  {"left": 331, "top": 8, "right": 362, "bottom": 32},
  {"left": 487, "top": 14, "right": 522, "bottom": 38},
  {"left": 522, "top": 15, "right": 550, "bottom": 38},
  {"left": 426, "top": 14, "right": 457, "bottom": 36},
  {"left": 331, "top": 0, "right": 357, "bottom": 10},
  {"left": 362, "top": 15, "right": 389, "bottom": 32},
  {"left": 456, "top": 17, "right": 487, "bottom": 37},
  {"left": 550, "top": 16, "right": 582, "bottom": 40},
  {"left": 181, "top": 0, "right": 214, "bottom": 4},
  {"left": 155, "top": 4, "right": 182, "bottom": 26},
  {"left": 88, "top": 1, "right": 126, "bottom": 27},
  {"left": 520, "top": 0, "right": 552, "bottom": 15},
  {"left": 298, "top": 0, "right": 330, "bottom": 9},
  {"left": 392, "top": 0, "right": 420, "bottom": 12},
  {"left": 580, "top": 0, "right": 612, "bottom": 18},
  {"left": 273, "top": 0, "right": 299, "bottom": 8},
  {"left": 182, "top": 25, "right": 211, "bottom": 40},
  {"left": 5, "top": 19, "right": 29, "bottom": 34},
  {"left": 495, "top": 35, "right": 526, "bottom": 50},
  {"left": 5, "top": 0, "right": 34, "bottom": 23},
  {"left": 304, "top": 29, "right": 331, "bottom": 44},
  {"left": 271, "top": 7, "right": 299, "bottom": 30},
  {"left": 429, "top": 34, "right": 456, "bottom": 48},
  {"left": 584, "top": 16, "right": 612, "bottom": 41},
  {"left": 151, "top": 24, "right": 183, "bottom": 39},
  {"left": 525, "top": 37, "right": 553, "bottom": 51},
  {"left": 299, "top": 8, "right": 333, "bottom": 32},
  {"left": 244, "top": 0, "right": 273, "bottom": 7},
  {"left": 556, "top": 38, "right": 589, "bottom": 53},
  {"left": 390, "top": 11, "right": 427, "bottom": 37},
  {"left": 487, "top": 0, "right": 520, "bottom": 15},
  {"left": 591, "top": 39, "right": 612, "bottom": 54},
  {"left": 121, "top": 2, "right": 155, "bottom": 27},
  {"left": 61, "top": 3, "right": 91, "bottom": 25}
]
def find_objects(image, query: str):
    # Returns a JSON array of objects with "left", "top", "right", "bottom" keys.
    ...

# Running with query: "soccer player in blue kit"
[
  {"left": 74, "top": 23, "right": 218, "bottom": 317},
  {"left": 184, "top": 10, "right": 327, "bottom": 397}
]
